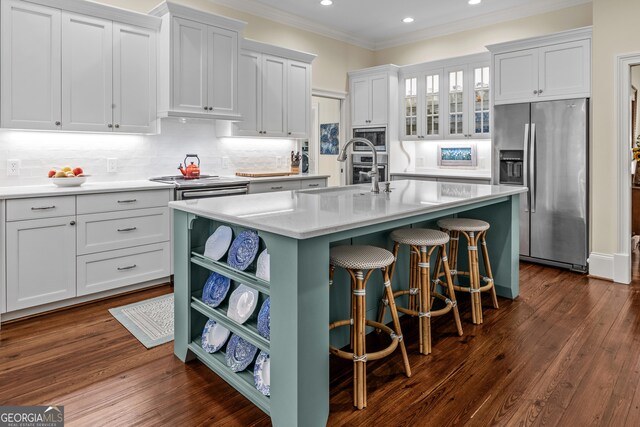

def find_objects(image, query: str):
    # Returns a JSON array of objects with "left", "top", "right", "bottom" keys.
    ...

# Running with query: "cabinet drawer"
[
  {"left": 77, "top": 207, "right": 169, "bottom": 255},
  {"left": 77, "top": 189, "right": 170, "bottom": 214},
  {"left": 76, "top": 242, "right": 170, "bottom": 296},
  {"left": 248, "top": 180, "right": 300, "bottom": 194},
  {"left": 6, "top": 196, "right": 76, "bottom": 221},
  {"left": 300, "top": 179, "right": 327, "bottom": 189}
]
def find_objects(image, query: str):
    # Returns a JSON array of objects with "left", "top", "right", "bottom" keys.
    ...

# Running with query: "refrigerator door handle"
[
  {"left": 531, "top": 123, "right": 537, "bottom": 213},
  {"left": 523, "top": 123, "right": 530, "bottom": 212}
]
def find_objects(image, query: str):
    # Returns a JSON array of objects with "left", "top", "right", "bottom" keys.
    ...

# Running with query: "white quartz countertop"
[
  {"left": 0, "top": 180, "right": 173, "bottom": 199},
  {"left": 238, "top": 174, "right": 330, "bottom": 183},
  {"left": 391, "top": 170, "right": 492, "bottom": 180},
  {"left": 169, "top": 180, "right": 526, "bottom": 239}
]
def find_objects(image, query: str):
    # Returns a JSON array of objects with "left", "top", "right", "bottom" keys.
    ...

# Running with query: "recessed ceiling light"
[
  {"left": 402, "top": 17, "right": 414, "bottom": 23},
  {"left": 468, "top": 0, "right": 482, "bottom": 5},
  {"left": 320, "top": 0, "right": 332, "bottom": 6}
]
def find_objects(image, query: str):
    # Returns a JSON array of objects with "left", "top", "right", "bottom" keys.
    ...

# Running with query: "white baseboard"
[
  {"left": 613, "top": 252, "right": 631, "bottom": 284},
  {"left": 588, "top": 252, "right": 614, "bottom": 280}
]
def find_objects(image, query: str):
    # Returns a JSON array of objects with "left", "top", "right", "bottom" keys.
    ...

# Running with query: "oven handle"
[{"left": 180, "top": 188, "right": 248, "bottom": 199}]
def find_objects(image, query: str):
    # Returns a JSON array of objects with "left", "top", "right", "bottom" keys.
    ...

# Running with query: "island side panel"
[
  {"left": 263, "top": 232, "right": 331, "bottom": 427},
  {"left": 173, "top": 209, "right": 195, "bottom": 362}
]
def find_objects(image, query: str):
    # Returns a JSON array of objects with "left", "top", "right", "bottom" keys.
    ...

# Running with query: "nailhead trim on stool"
[
  {"left": 330, "top": 245, "right": 395, "bottom": 269},
  {"left": 437, "top": 218, "right": 490, "bottom": 232},
  {"left": 390, "top": 228, "right": 450, "bottom": 246}
]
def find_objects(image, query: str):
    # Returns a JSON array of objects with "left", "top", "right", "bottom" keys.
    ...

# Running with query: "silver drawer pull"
[
  {"left": 271, "top": 186, "right": 283, "bottom": 190},
  {"left": 117, "top": 264, "right": 137, "bottom": 271},
  {"left": 117, "top": 199, "right": 137, "bottom": 204},
  {"left": 308, "top": 184, "right": 320, "bottom": 187},
  {"left": 31, "top": 205, "right": 56, "bottom": 210},
  {"left": 117, "top": 227, "right": 137, "bottom": 232}
]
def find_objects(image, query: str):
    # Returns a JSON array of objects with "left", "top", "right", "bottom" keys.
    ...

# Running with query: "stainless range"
[{"left": 149, "top": 175, "right": 250, "bottom": 200}]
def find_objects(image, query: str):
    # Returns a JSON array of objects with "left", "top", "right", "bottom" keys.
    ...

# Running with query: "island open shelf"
[{"left": 171, "top": 180, "right": 526, "bottom": 427}]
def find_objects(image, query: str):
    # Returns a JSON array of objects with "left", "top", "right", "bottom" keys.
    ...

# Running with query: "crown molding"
[
  {"left": 150, "top": 1, "right": 246, "bottom": 31},
  {"left": 374, "top": 0, "right": 592, "bottom": 50},
  {"left": 242, "top": 39, "right": 316, "bottom": 63},
  {"left": 486, "top": 26, "right": 592, "bottom": 54},
  {"left": 209, "top": 0, "right": 591, "bottom": 52},
  {"left": 207, "top": 0, "right": 375, "bottom": 50}
]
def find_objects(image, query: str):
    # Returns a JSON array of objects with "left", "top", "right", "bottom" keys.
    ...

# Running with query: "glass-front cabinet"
[{"left": 401, "top": 53, "right": 490, "bottom": 141}]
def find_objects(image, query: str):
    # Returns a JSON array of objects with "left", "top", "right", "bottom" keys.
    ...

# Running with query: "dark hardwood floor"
[{"left": 2, "top": 262, "right": 640, "bottom": 426}]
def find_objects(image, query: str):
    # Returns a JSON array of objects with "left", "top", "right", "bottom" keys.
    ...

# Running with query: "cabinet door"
[
  {"left": 207, "top": 25, "right": 238, "bottom": 115},
  {"left": 423, "top": 71, "right": 444, "bottom": 140},
  {"left": 469, "top": 63, "right": 491, "bottom": 139},
  {"left": 1, "top": 1, "right": 61, "bottom": 130},
  {"left": 538, "top": 39, "right": 590, "bottom": 99},
  {"left": 261, "top": 55, "right": 287, "bottom": 136},
  {"left": 445, "top": 67, "right": 468, "bottom": 138},
  {"left": 401, "top": 75, "right": 420, "bottom": 140},
  {"left": 369, "top": 74, "right": 388, "bottom": 126},
  {"left": 113, "top": 23, "right": 157, "bottom": 133},
  {"left": 6, "top": 216, "right": 76, "bottom": 311},
  {"left": 287, "top": 60, "right": 311, "bottom": 138},
  {"left": 62, "top": 13, "right": 113, "bottom": 132},
  {"left": 494, "top": 49, "right": 538, "bottom": 104},
  {"left": 172, "top": 17, "right": 207, "bottom": 112},
  {"left": 350, "top": 76, "right": 370, "bottom": 126},
  {"left": 235, "top": 50, "right": 262, "bottom": 136}
]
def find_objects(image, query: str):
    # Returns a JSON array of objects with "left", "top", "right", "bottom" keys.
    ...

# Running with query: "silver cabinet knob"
[
  {"left": 107, "top": 123, "right": 113, "bottom": 128},
  {"left": 114, "top": 124, "right": 120, "bottom": 129},
  {"left": 288, "top": 131, "right": 292, "bottom": 135},
  {"left": 70, "top": 220, "right": 76, "bottom": 226},
  {"left": 203, "top": 106, "right": 208, "bottom": 111},
  {"left": 538, "top": 89, "right": 543, "bottom": 94},
  {"left": 55, "top": 121, "right": 61, "bottom": 126},
  {"left": 208, "top": 107, "right": 213, "bottom": 111},
  {"left": 533, "top": 90, "right": 538, "bottom": 95}
]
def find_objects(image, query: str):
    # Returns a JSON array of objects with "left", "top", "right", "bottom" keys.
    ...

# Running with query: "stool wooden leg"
[
  {"left": 480, "top": 232, "right": 499, "bottom": 310},
  {"left": 378, "top": 243, "right": 400, "bottom": 328},
  {"left": 419, "top": 245, "right": 432, "bottom": 355},
  {"left": 440, "top": 245, "right": 463, "bottom": 336},
  {"left": 449, "top": 230, "right": 459, "bottom": 285},
  {"left": 410, "top": 248, "right": 419, "bottom": 313},
  {"left": 382, "top": 268, "right": 411, "bottom": 378},
  {"left": 353, "top": 269, "right": 366, "bottom": 409},
  {"left": 465, "top": 232, "right": 478, "bottom": 324},
  {"left": 470, "top": 232, "right": 484, "bottom": 324},
  {"left": 431, "top": 245, "right": 443, "bottom": 308}
]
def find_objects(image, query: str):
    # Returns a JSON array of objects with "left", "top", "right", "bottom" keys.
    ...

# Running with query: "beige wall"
[
  {"left": 591, "top": 0, "right": 640, "bottom": 256},
  {"left": 374, "top": 3, "right": 593, "bottom": 66},
  {"left": 100, "top": 0, "right": 375, "bottom": 92}
]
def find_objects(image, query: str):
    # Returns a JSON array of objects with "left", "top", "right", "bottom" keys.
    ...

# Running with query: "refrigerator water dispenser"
[{"left": 499, "top": 150, "right": 524, "bottom": 185}]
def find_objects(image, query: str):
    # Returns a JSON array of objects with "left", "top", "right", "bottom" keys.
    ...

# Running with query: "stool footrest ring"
[{"left": 329, "top": 319, "right": 400, "bottom": 362}]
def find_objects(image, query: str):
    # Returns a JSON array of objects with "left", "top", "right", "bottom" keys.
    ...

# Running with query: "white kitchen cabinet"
[
  {"left": 350, "top": 73, "right": 389, "bottom": 127},
  {"left": 400, "top": 53, "right": 490, "bottom": 141},
  {"left": 6, "top": 216, "right": 77, "bottom": 311},
  {"left": 248, "top": 177, "right": 328, "bottom": 194},
  {"left": 0, "top": 1, "right": 61, "bottom": 130},
  {"left": 62, "top": 13, "right": 113, "bottom": 132},
  {"left": 221, "top": 39, "right": 315, "bottom": 138},
  {"left": 489, "top": 28, "right": 591, "bottom": 105},
  {"left": 151, "top": 2, "right": 246, "bottom": 120},
  {"left": 0, "top": 0, "right": 160, "bottom": 133},
  {"left": 113, "top": 23, "right": 157, "bottom": 133}
]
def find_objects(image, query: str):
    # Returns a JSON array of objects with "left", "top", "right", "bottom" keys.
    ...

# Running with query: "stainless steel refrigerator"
[{"left": 493, "top": 98, "right": 588, "bottom": 272}]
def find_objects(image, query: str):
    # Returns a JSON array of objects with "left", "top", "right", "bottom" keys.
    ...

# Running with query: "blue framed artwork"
[{"left": 320, "top": 123, "right": 339, "bottom": 155}]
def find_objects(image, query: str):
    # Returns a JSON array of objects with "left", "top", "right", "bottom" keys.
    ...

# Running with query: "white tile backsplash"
[{"left": 0, "top": 119, "right": 297, "bottom": 186}]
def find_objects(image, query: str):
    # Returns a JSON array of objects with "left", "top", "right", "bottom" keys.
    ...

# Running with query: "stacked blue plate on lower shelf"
[
  {"left": 254, "top": 351, "right": 270, "bottom": 396},
  {"left": 226, "top": 334, "right": 258, "bottom": 372},
  {"left": 201, "top": 319, "right": 230, "bottom": 353}
]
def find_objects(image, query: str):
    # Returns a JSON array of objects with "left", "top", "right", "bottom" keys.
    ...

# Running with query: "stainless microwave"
[{"left": 352, "top": 127, "right": 387, "bottom": 151}]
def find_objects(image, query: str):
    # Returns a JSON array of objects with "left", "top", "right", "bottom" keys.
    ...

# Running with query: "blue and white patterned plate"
[
  {"left": 201, "top": 319, "right": 230, "bottom": 353},
  {"left": 254, "top": 351, "right": 270, "bottom": 396},
  {"left": 204, "top": 226, "right": 233, "bottom": 261},
  {"left": 202, "top": 272, "right": 231, "bottom": 308},
  {"left": 257, "top": 297, "right": 270, "bottom": 340},
  {"left": 225, "top": 334, "right": 258, "bottom": 372},
  {"left": 227, "top": 230, "right": 260, "bottom": 271}
]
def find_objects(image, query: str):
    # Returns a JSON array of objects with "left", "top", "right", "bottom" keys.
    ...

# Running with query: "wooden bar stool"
[
  {"left": 436, "top": 218, "right": 499, "bottom": 325},
  {"left": 378, "top": 228, "right": 463, "bottom": 356},
  {"left": 329, "top": 245, "right": 411, "bottom": 410}
]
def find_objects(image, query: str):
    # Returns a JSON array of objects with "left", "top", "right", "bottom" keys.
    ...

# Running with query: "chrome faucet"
[{"left": 338, "top": 138, "right": 380, "bottom": 194}]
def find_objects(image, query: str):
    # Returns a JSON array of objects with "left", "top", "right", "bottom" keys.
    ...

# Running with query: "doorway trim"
[
  {"left": 312, "top": 89, "right": 347, "bottom": 184},
  {"left": 615, "top": 53, "right": 640, "bottom": 284}
]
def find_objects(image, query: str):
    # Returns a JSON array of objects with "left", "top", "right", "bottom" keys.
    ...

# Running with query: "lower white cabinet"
[
  {"left": 77, "top": 242, "right": 170, "bottom": 296},
  {"left": 248, "top": 177, "right": 328, "bottom": 194},
  {"left": 6, "top": 216, "right": 76, "bottom": 311}
]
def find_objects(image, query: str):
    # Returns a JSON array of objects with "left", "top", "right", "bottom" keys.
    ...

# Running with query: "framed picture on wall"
[{"left": 320, "top": 123, "right": 339, "bottom": 155}]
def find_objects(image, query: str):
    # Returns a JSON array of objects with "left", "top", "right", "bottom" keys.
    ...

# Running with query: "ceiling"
[{"left": 211, "top": 0, "right": 591, "bottom": 50}]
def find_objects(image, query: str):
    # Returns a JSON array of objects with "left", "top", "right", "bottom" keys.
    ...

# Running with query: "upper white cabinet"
[
  {"left": 150, "top": 1, "right": 246, "bottom": 120},
  {"left": 488, "top": 27, "right": 591, "bottom": 105},
  {"left": 0, "top": 0, "right": 159, "bottom": 133},
  {"left": 220, "top": 39, "right": 315, "bottom": 138},
  {"left": 400, "top": 53, "right": 490, "bottom": 141},
  {"left": 349, "top": 69, "right": 397, "bottom": 127},
  {"left": 1, "top": 1, "right": 61, "bottom": 130}
]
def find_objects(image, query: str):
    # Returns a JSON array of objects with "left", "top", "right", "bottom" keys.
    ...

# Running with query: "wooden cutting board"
[{"left": 236, "top": 172, "right": 295, "bottom": 177}]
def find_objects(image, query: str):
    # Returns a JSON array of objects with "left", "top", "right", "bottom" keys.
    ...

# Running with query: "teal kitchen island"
[{"left": 170, "top": 180, "right": 526, "bottom": 426}]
